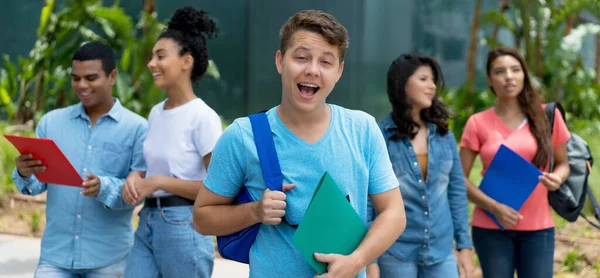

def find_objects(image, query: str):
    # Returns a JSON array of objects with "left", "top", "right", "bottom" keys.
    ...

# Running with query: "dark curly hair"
[
  {"left": 386, "top": 53, "right": 450, "bottom": 141},
  {"left": 486, "top": 47, "right": 551, "bottom": 168},
  {"left": 159, "top": 6, "right": 218, "bottom": 82}
]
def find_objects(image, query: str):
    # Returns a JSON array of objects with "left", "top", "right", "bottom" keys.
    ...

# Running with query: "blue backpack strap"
[{"left": 249, "top": 113, "right": 283, "bottom": 191}]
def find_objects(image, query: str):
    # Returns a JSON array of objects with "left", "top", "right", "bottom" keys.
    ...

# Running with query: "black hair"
[
  {"left": 72, "top": 41, "right": 116, "bottom": 76},
  {"left": 159, "top": 6, "right": 218, "bottom": 82},
  {"left": 386, "top": 53, "right": 450, "bottom": 140}
]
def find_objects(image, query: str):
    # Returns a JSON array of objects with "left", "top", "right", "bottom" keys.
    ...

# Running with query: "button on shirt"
[
  {"left": 368, "top": 114, "right": 472, "bottom": 265},
  {"left": 12, "top": 99, "right": 148, "bottom": 269}
]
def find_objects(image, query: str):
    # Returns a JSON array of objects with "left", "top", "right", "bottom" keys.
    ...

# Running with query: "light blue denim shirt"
[
  {"left": 369, "top": 114, "right": 472, "bottom": 266},
  {"left": 12, "top": 99, "right": 147, "bottom": 269}
]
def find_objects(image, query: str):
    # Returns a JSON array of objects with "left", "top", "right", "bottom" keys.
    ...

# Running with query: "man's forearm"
[
  {"left": 194, "top": 202, "right": 261, "bottom": 236},
  {"left": 350, "top": 207, "right": 406, "bottom": 267}
]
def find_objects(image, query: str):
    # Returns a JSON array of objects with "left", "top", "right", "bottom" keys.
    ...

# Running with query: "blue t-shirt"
[{"left": 204, "top": 104, "right": 398, "bottom": 277}]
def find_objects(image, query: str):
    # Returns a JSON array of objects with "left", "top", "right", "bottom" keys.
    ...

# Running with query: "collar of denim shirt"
[{"left": 69, "top": 97, "right": 124, "bottom": 122}]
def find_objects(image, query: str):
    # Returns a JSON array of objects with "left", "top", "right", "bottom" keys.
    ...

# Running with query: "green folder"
[{"left": 292, "top": 171, "right": 368, "bottom": 275}]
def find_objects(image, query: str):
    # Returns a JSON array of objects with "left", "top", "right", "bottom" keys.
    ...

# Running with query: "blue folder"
[{"left": 479, "top": 144, "right": 542, "bottom": 230}]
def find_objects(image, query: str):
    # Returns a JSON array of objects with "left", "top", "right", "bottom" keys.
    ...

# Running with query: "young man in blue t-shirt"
[{"left": 194, "top": 9, "right": 406, "bottom": 278}]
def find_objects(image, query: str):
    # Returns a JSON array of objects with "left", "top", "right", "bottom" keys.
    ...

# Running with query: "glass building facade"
[{"left": 1, "top": 0, "right": 596, "bottom": 123}]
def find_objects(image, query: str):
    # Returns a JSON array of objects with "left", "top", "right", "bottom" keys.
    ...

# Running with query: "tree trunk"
[
  {"left": 144, "top": 0, "right": 155, "bottom": 14},
  {"left": 14, "top": 79, "right": 34, "bottom": 124},
  {"left": 534, "top": 7, "right": 543, "bottom": 79},
  {"left": 31, "top": 71, "right": 44, "bottom": 114},
  {"left": 520, "top": 0, "right": 535, "bottom": 70},
  {"left": 466, "top": 0, "right": 482, "bottom": 93},
  {"left": 565, "top": 16, "right": 575, "bottom": 36},
  {"left": 56, "top": 88, "right": 65, "bottom": 108},
  {"left": 491, "top": 0, "right": 510, "bottom": 41}
]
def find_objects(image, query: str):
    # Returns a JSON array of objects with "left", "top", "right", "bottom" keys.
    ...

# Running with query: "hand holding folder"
[
  {"left": 479, "top": 144, "right": 542, "bottom": 230},
  {"left": 292, "top": 172, "right": 367, "bottom": 276},
  {"left": 3, "top": 135, "right": 84, "bottom": 187}
]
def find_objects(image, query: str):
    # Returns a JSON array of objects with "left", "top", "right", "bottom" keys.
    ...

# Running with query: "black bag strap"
[
  {"left": 545, "top": 103, "right": 557, "bottom": 171},
  {"left": 581, "top": 185, "right": 600, "bottom": 229},
  {"left": 545, "top": 102, "right": 557, "bottom": 135},
  {"left": 545, "top": 102, "right": 567, "bottom": 171}
]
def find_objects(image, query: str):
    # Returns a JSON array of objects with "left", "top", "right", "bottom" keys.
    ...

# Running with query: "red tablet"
[{"left": 3, "top": 135, "right": 84, "bottom": 187}]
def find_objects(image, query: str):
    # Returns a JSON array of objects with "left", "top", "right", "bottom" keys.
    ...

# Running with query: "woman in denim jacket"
[{"left": 367, "top": 53, "right": 474, "bottom": 278}]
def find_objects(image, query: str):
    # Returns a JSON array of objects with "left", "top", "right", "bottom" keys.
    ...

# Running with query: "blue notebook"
[{"left": 479, "top": 144, "right": 542, "bottom": 230}]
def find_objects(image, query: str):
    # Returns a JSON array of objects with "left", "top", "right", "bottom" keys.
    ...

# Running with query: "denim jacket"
[{"left": 368, "top": 114, "right": 472, "bottom": 265}]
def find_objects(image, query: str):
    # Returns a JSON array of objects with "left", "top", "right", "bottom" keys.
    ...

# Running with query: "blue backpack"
[{"left": 216, "top": 112, "right": 286, "bottom": 263}]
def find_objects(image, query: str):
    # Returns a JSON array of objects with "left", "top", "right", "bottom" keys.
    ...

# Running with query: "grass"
[
  {"left": 30, "top": 210, "right": 40, "bottom": 233},
  {"left": 0, "top": 136, "right": 19, "bottom": 198},
  {"left": 562, "top": 250, "right": 584, "bottom": 273}
]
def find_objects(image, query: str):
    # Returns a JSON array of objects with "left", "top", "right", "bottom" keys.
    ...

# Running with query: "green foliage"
[
  {"left": 562, "top": 250, "right": 585, "bottom": 273},
  {"left": 477, "top": 0, "right": 600, "bottom": 124},
  {"left": 440, "top": 84, "right": 494, "bottom": 138},
  {"left": 0, "top": 122, "right": 33, "bottom": 199},
  {"left": 0, "top": 0, "right": 220, "bottom": 122},
  {"left": 31, "top": 210, "right": 41, "bottom": 233}
]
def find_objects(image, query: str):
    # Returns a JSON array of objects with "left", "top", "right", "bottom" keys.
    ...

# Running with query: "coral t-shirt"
[{"left": 460, "top": 106, "right": 571, "bottom": 231}]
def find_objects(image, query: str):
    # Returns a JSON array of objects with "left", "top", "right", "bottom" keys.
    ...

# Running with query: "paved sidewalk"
[{"left": 0, "top": 234, "right": 248, "bottom": 278}]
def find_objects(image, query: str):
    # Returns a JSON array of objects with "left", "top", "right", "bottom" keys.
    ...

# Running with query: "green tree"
[
  {"left": 477, "top": 0, "right": 600, "bottom": 122},
  {"left": 0, "top": 0, "right": 220, "bottom": 124}
]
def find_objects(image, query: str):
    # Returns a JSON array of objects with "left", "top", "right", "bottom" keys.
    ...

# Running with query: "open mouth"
[
  {"left": 297, "top": 83, "right": 320, "bottom": 98},
  {"left": 152, "top": 72, "right": 162, "bottom": 79}
]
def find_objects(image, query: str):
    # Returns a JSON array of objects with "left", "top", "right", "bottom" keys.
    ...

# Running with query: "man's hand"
[
  {"left": 15, "top": 154, "right": 46, "bottom": 178},
  {"left": 366, "top": 263, "right": 380, "bottom": 278},
  {"left": 457, "top": 249, "right": 475, "bottom": 278},
  {"left": 81, "top": 174, "right": 101, "bottom": 197},
  {"left": 122, "top": 172, "right": 142, "bottom": 205},
  {"left": 254, "top": 183, "right": 295, "bottom": 225},
  {"left": 313, "top": 253, "right": 363, "bottom": 278}
]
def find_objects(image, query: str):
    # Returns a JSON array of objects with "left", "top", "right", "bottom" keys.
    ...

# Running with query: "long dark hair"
[
  {"left": 386, "top": 53, "right": 450, "bottom": 140},
  {"left": 486, "top": 47, "right": 551, "bottom": 168}
]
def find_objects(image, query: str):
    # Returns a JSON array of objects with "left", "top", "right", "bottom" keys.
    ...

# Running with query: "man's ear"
[
  {"left": 335, "top": 61, "right": 345, "bottom": 82},
  {"left": 275, "top": 50, "right": 283, "bottom": 74},
  {"left": 108, "top": 69, "right": 117, "bottom": 86}
]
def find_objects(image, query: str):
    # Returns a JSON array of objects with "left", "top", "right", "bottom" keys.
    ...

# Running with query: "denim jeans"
[
  {"left": 378, "top": 251, "right": 459, "bottom": 278},
  {"left": 472, "top": 226, "right": 554, "bottom": 278},
  {"left": 34, "top": 257, "right": 126, "bottom": 278},
  {"left": 124, "top": 206, "right": 214, "bottom": 278}
]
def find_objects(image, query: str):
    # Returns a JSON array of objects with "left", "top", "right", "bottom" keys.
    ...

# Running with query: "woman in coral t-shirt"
[{"left": 459, "top": 47, "right": 571, "bottom": 278}]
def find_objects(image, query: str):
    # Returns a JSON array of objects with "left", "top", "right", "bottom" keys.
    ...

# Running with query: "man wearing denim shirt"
[{"left": 11, "top": 41, "right": 147, "bottom": 277}]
